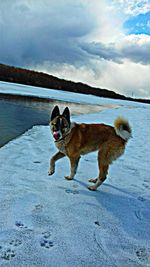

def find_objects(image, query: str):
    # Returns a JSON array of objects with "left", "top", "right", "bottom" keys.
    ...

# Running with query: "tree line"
[{"left": 0, "top": 63, "right": 149, "bottom": 104}]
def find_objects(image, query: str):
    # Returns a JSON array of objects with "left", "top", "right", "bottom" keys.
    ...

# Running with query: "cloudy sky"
[{"left": 0, "top": 0, "right": 150, "bottom": 98}]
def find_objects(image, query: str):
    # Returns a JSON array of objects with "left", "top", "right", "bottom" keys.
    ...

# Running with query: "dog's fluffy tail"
[{"left": 114, "top": 117, "right": 132, "bottom": 141}]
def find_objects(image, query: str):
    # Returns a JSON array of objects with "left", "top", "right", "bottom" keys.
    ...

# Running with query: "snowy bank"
[{"left": 0, "top": 82, "right": 150, "bottom": 266}]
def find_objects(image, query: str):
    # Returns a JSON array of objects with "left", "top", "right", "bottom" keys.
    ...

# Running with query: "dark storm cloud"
[
  {"left": 121, "top": 43, "right": 150, "bottom": 65},
  {"left": 80, "top": 40, "right": 150, "bottom": 65},
  {"left": 79, "top": 42, "right": 122, "bottom": 63},
  {"left": 0, "top": 0, "right": 96, "bottom": 67}
]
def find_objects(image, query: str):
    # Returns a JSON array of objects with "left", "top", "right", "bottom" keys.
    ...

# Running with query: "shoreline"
[{"left": 0, "top": 91, "right": 122, "bottom": 116}]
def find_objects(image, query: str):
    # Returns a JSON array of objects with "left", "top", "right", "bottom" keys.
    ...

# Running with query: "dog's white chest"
[{"left": 55, "top": 140, "right": 67, "bottom": 155}]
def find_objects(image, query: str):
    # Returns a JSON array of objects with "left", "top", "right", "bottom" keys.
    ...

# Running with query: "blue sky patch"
[{"left": 124, "top": 12, "right": 150, "bottom": 35}]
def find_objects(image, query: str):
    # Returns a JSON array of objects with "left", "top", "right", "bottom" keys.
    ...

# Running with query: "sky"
[{"left": 0, "top": 0, "right": 150, "bottom": 98}]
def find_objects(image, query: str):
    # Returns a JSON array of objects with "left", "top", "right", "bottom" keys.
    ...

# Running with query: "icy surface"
[{"left": 0, "top": 82, "right": 150, "bottom": 266}]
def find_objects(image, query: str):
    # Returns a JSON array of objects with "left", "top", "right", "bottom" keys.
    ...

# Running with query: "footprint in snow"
[
  {"left": 40, "top": 239, "right": 54, "bottom": 249},
  {"left": 0, "top": 239, "right": 22, "bottom": 261},
  {"left": 40, "top": 231, "right": 54, "bottom": 249},
  {"left": 137, "top": 196, "right": 146, "bottom": 202},
  {"left": 15, "top": 221, "right": 33, "bottom": 236},
  {"left": 9, "top": 239, "right": 22, "bottom": 247},
  {"left": 65, "top": 189, "right": 79, "bottom": 194},
  {"left": 136, "top": 248, "right": 149, "bottom": 263},
  {"left": 15, "top": 221, "right": 28, "bottom": 229},
  {"left": 32, "top": 204, "right": 43, "bottom": 212},
  {"left": 58, "top": 185, "right": 79, "bottom": 194},
  {"left": 0, "top": 247, "right": 15, "bottom": 261}
]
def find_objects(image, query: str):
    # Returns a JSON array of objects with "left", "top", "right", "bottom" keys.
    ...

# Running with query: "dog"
[{"left": 48, "top": 105, "right": 132, "bottom": 190}]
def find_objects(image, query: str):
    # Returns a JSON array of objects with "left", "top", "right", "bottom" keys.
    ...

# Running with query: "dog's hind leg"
[
  {"left": 88, "top": 164, "right": 108, "bottom": 190},
  {"left": 48, "top": 151, "right": 66, "bottom": 175},
  {"left": 65, "top": 156, "right": 80, "bottom": 180},
  {"left": 88, "top": 150, "right": 109, "bottom": 190}
]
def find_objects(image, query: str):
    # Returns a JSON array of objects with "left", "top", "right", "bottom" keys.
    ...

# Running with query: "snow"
[{"left": 0, "top": 81, "right": 150, "bottom": 266}]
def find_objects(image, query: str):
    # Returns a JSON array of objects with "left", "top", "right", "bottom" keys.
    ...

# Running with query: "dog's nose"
[{"left": 53, "top": 131, "right": 60, "bottom": 140}]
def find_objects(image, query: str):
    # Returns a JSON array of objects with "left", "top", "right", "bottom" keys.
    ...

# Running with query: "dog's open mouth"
[{"left": 53, "top": 131, "right": 61, "bottom": 141}]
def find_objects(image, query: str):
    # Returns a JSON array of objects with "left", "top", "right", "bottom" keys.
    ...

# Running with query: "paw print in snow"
[
  {"left": 40, "top": 231, "right": 54, "bottom": 249},
  {"left": 9, "top": 239, "right": 22, "bottom": 247},
  {"left": 0, "top": 247, "right": 15, "bottom": 261},
  {"left": 40, "top": 239, "right": 54, "bottom": 249},
  {"left": 15, "top": 221, "right": 27, "bottom": 229}
]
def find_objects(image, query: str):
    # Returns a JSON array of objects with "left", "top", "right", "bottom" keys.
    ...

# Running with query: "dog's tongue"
[{"left": 53, "top": 131, "right": 60, "bottom": 140}]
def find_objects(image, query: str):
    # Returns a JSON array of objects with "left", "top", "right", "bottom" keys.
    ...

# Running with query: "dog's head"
[{"left": 50, "top": 105, "right": 71, "bottom": 141}]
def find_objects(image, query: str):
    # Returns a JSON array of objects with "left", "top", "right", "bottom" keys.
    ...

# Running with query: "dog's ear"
[
  {"left": 51, "top": 105, "right": 60, "bottom": 121},
  {"left": 62, "top": 107, "right": 70, "bottom": 125}
]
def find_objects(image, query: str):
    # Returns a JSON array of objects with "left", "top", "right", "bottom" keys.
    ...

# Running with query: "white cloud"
[
  {"left": 95, "top": 60, "right": 150, "bottom": 98},
  {"left": 111, "top": 0, "right": 150, "bottom": 16},
  {"left": 84, "top": 0, "right": 126, "bottom": 43}
]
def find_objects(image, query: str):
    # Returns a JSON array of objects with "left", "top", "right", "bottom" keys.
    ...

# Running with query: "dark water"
[
  {"left": 0, "top": 95, "right": 100, "bottom": 147},
  {"left": 0, "top": 97, "right": 53, "bottom": 147}
]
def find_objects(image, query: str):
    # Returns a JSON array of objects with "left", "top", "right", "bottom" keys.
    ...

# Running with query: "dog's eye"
[{"left": 51, "top": 119, "right": 61, "bottom": 130}]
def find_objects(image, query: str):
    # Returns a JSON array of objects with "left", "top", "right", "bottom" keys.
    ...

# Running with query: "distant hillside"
[{"left": 0, "top": 63, "right": 149, "bottom": 104}]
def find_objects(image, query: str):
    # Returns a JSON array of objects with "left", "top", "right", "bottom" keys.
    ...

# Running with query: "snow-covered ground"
[{"left": 0, "top": 82, "right": 150, "bottom": 267}]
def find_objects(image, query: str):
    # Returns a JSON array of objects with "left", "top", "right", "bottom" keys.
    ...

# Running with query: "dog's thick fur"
[{"left": 49, "top": 105, "right": 132, "bottom": 190}]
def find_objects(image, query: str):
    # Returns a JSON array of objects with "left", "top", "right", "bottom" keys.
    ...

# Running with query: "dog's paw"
[
  {"left": 48, "top": 169, "right": 54, "bottom": 176},
  {"left": 87, "top": 185, "right": 97, "bottom": 191},
  {"left": 64, "top": 176, "right": 73, "bottom": 180},
  {"left": 88, "top": 178, "right": 98, "bottom": 183}
]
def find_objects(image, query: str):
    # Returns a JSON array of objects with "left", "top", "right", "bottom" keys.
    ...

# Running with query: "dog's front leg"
[
  {"left": 65, "top": 156, "right": 80, "bottom": 180},
  {"left": 48, "top": 151, "right": 65, "bottom": 175}
]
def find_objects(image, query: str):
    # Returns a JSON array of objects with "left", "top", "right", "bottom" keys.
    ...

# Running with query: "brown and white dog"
[{"left": 48, "top": 105, "right": 132, "bottom": 190}]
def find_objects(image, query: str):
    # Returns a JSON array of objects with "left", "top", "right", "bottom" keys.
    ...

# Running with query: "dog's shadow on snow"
[{"left": 74, "top": 179, "right": 150, "bottom": 240}]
